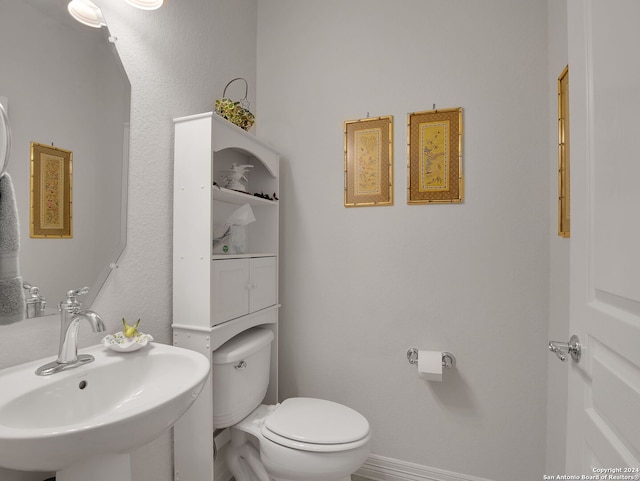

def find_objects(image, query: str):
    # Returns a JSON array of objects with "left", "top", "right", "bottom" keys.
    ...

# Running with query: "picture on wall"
[
  {"left": 558, "top": 66, "right": 570, "bottom": 237},
  {"left": 344, "top": 115, "right": 393, "bottom": 207},
  {"left": 30, "top": 142, "right": 72, "bottom": 238},
  {"left": 407, "top": 107, "right": 463, "bottom": 204}
]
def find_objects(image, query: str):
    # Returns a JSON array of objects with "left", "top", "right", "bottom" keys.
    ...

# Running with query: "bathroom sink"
[{"left": 0, "top": 342, "right": 210, "bottom": 474}]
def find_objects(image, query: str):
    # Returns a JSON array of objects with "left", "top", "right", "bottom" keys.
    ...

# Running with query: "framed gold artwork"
[
  {"left": 344, "top": 115, "right": 393, "bottom": 207},
  {"left": 407, "top": 107, "right": 463, "bottom": 204},
  {"left": 558, "top": 66, "right": 570, "bottom": 237},
  {"left": 30, "top": 142, "right": 73, "bottom": 238}
]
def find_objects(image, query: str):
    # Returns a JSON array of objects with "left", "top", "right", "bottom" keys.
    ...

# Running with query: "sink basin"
[{"left": 0, "top": 342, "right": 209, "bottom": 475}]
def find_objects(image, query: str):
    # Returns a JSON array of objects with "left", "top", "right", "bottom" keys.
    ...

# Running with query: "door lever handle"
[
  {"left": 548, "top": 335, "right": 581, "bottom": 363},
  {"left": 548, "top": 341, "right": 567, "bottom": 361}
]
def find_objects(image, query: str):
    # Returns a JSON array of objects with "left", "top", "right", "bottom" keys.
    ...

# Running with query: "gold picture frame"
[
  {"left": 344, "top": 115, "right": 393, "bottom": 207},
  {"left": 558, "top": 66, "right": 570, "bottom": 237},
  {"left": 407, "top": 107, "right": 463, "bottom": 204},
  {"left": 30, "top": 142, "right": 73, "bottom": 238}
]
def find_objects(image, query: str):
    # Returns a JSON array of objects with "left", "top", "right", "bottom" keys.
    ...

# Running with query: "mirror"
[{"left": 0, "top": 0, "right": 130, "bottom": 319}]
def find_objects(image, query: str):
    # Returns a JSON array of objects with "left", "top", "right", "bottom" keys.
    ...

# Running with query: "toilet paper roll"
[{"left": 417, "top": 350, "right": 443, "bottom": 382}]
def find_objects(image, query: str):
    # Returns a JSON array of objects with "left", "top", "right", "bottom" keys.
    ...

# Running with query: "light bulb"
[
  {"left": 124, "top": 0, "right": 163, "bottom": 10},
  {"left": 67, "top": 0, "right": 106, "bottom": 28}
]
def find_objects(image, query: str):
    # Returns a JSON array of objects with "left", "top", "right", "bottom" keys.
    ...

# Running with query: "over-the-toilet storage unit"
[{"left": 172, "top": 112, "right": 280, "bottom": 481}]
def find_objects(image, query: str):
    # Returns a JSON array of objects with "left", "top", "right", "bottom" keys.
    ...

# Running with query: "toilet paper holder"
[{"left": 406, "top": 348, "right": 456, "bottom": 369}]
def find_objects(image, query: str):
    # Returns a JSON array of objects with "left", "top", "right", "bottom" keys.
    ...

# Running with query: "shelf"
[
  {"left": 211, "top": 253, "right": 276, "bottom": 260},
  {"left": 173, "top": 110, "right": 280, "bottom": 481},
  {"left": 213, "top": 186, "right": 278, "bottom": 206},
  {"left": 173, "top": 305, "right": 280, "bottom": 351},
  {"left": 210, "top": 305, "right": 280, "bottom": 350}
]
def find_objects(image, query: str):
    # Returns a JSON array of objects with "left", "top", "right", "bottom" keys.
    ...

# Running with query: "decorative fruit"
[{"left": 122, "top": 318, "right": 141, "bottom": 338}]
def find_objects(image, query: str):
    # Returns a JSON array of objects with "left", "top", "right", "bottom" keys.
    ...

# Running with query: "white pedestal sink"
[{"left": 0, "top": 342, "right": 210, "bottom": 481}]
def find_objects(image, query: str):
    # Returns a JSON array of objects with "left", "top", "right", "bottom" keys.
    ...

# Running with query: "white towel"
[{"left": 0, "top": 173, "right": 25, "bottom": 324}]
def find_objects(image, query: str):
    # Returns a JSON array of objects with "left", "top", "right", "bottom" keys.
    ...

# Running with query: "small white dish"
[{"left": 102, "top": 331, "right": 154, "bottom": 352}]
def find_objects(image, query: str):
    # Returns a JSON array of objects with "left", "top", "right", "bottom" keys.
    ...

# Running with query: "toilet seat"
[{"left": 261, "top": 398, "right": 370, "bottom": 453}]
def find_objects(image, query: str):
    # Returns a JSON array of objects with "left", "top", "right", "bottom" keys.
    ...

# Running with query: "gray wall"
[
  {"left": 546, "top": 0, "right": 570, "bottom": 474},
  {"left": 257, "top": 1, "right": 550, "bottom": 480}
]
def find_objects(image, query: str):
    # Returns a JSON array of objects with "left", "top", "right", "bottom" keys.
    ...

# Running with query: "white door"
[{"left": 565, "top": 0, "right": 640, "bottom": 474}]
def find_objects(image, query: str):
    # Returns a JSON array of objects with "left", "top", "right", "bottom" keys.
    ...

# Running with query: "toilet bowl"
[
  {"left": 212, "top": 328, "right": 371, "bottom": 481},
  {"left": 227, "top": 399, "right": 371, "bottom": 481}
]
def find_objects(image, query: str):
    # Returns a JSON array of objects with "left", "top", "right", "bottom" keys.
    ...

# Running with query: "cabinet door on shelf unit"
[
  {"left": 249, "top": 256, "right": 277, "bottom": 312},
  {"left": 212, "top": 258, "right": 251, "bottom": 325},
  {"left": 211, "top": 256, "right": 278, "bottom": 326}
]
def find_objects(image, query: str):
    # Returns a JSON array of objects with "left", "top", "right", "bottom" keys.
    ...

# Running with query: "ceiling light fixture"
[
  {"left": 67, "top": 0, "right": 106, "bottom": 28},
  {"left": 124, "top": 0, "right": 164, "bottom": 10}
]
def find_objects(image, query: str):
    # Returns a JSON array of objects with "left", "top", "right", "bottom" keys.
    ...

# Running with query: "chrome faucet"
[
  {"left": 23, "top": 282, "right": 46, "bottom": 318},
  {"left": 35, "top": 287, "right": 106, "bottom": 376}
]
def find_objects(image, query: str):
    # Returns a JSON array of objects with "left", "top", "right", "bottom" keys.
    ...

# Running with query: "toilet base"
[
  {"left": 227, "top": 432, "right": 354, "bottom": 481},
  {"left": 226, "top": 439, "right": 270, "bottom": 481}
]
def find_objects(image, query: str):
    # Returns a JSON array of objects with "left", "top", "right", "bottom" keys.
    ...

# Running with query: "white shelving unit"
[{"left": 171, "top": 113, "right": 280, "bottom": 481}]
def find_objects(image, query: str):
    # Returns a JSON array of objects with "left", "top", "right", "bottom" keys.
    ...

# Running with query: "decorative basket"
[{"left": 215, "top": 78, "right": 255, "bottom": 131}]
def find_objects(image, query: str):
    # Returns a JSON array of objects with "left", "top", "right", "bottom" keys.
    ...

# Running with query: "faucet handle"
[
  {"left": 61, "top": 287, "right": 90, "bottom": 309},
  {"left": 68, "top": 287, "right": 89, "bottom": 298},
  {"left": 23, "top": 282, "right": 42, "bottom": 298}
]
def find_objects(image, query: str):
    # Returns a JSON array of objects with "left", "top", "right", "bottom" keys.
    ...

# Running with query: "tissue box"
[
  {"left": 213, "top": 225, "right": 247, "bottom": 254},
  {"left": 213, "top": 231, "right": 232, "bottom": 254},
  {"left": 230, "top": 225, "right": 247, "bottom": 254}
]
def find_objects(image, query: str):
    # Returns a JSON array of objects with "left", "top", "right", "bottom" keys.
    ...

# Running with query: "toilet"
[{"left": 212, "top": 327, "right": 371, "bottom": 481}]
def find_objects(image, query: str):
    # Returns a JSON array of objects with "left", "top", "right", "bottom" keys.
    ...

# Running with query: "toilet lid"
[{"left": 262, "top": 398, "right": 370, "bottom": 448}]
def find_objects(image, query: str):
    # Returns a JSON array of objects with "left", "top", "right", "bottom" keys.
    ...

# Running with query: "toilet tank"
[{"left": 212, "top": 327, "right": 274, "bottom": 428}]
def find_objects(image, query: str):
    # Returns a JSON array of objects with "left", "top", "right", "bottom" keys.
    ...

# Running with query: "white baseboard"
[{"left": 355, "top": 454, "right": 496, "bottom": 481}]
